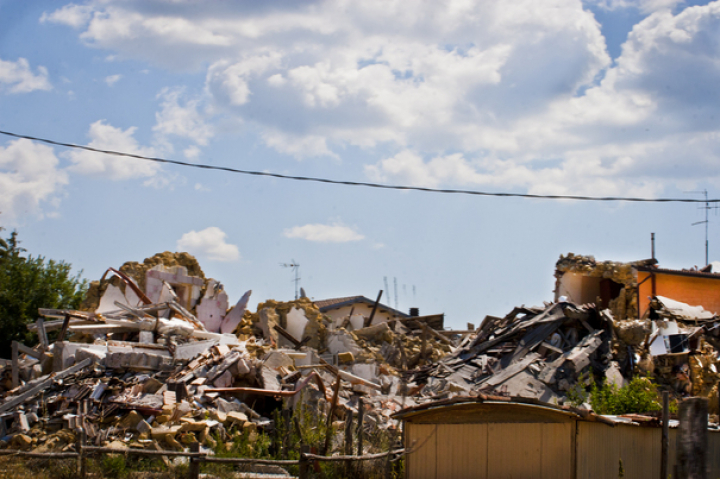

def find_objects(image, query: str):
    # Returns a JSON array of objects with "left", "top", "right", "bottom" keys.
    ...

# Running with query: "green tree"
[{"left": 0, "top": 228, "right": 87, "bottom": 358}]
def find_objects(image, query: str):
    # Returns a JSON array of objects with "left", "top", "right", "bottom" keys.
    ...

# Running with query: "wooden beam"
[
  {"left": 0, "top": 358, "right": 93, "bottom": 414},
  {"left": 36, "top": 318, "right": 48, "bottom": 351},
  {"left": 364, "top": 290, "right": 383, "bottom": 328},
  {"left": 58, "top": 313, "right": 72, "bottom": 342},
  {"left": 419, "top": 322, "right": 453, "bottom": 346},
  {"left": 14, "top": 342, "right": 43, "bottom": 360}
]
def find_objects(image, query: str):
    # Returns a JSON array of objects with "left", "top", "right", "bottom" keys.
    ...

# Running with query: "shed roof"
[{"left": 393, "top": 394, "right": 642, "bottom": 427}]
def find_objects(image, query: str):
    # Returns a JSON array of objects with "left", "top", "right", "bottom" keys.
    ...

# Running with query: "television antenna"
[
  {"left": 280, "top": 260, "right": 301, "bottom": 300},
  {"left": 686, "top": 189, "right": 719, "bottom": 265}
]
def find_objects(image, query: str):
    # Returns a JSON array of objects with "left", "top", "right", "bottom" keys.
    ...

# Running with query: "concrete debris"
[
  {"left": 0, "top": 252, "right": 447, "bottom": 456},
  {"left": 5, "top": 249, "right": 720, "bottom": 458}
]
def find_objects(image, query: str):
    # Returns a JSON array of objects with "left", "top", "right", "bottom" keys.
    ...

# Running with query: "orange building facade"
[{"left": 637, "top": 266, "right": 720, "bottom": 319}]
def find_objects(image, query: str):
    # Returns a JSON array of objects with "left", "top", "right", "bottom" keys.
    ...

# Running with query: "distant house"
[
  {"left": 314, "top": 295, "right": 444, "bottom": 330},
  {"left": 314, "top": 295, "right": 409, "bottom": 329}
]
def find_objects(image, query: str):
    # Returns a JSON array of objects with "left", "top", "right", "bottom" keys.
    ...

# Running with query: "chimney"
[{"left": 409, "top": 307, "right": 419, "bottom": 317}]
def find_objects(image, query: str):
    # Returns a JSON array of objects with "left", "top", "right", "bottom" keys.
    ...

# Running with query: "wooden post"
[
  {"left": 76, "top": 427, "right": 86, "bottom": 479},
  {"left": 661, "top": 391, "right": 669, "bottom": 479},
  {"left": 321, "top": 377, "right": 342, "bottom": 455},
  {"left": 11, "top": 341, "right": 19, "bottom": 389},
  {"left": 282, "top": 408, "right": 292, "bottom": 459},
  {"left": 357, "top": 397, "right": 364, "bottom": 456},
  {"left": 344, "top": 409, "right": 353, "bottom": 455},
  {"left": 385, "top": 428, "right": 397, "bottom": 479},
  {"left": 677, "top": 397, "right": 708, "bottom": 479},
  {"left": 299, "top": 444, "right": 310, "bottom": 479},
  {"left": 188, "top": 442, "right": 200, "bottom": 479}
]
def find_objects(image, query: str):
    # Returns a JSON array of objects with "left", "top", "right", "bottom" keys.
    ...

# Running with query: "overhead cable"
[{"left": 0, "top": 129, "right": 716, "bottom": 203}]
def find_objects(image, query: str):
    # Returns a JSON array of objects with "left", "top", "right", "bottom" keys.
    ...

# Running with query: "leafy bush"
[{"left": 589, "top": 376, "right": 662, "bottom": 415}]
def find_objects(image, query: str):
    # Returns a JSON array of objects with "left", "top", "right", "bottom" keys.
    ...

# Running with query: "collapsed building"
[
  {"left": 2, "top": 249, "right": 720, "bottom": 465},
  {"left": 0, "top": 252, "right": 450, "bottom": 457},
  {"left": 402, "top": 253, "right": 720, "bottom": 417}
]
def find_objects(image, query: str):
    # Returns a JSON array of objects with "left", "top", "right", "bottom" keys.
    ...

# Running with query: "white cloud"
[
  {"left": 67, "top": 120, "right": 162, "bottom": 180},
  {"left": 46, "top": 1, "right": 720, "bottom": 196},
  {"left": 0, "top": 139, "right": 68, "bottom": 222},
  {"left": 284, "top": 223, "right": 365, "bottom": 243},
  {"left": 0, "top": 57, "right": 52, "bottom": 93},
  {"left": 41, "top": 4, "right": 93, "bottom": 28},
  {"left": 105, "top": 74, "right": 122, "bottom": 86},
  {"left": 177, "top": 227, "right": 240, "bottom": 262},
  {"left": 153, "top": 88, "right": 213, "bottom": 147}
]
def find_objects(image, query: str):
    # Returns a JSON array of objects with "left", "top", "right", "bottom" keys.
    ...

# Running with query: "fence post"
[
  {"left": 357, "top": 397, "right": 364, "bottom": 456},
  {"left": 344, "top": 409, "right": 353, "bottom": 455},
  {"left": 299, "top": 444, "right": 310, "bottom": 479},
  {"left": 76, "top": 427, "right": 86, "bottom": 479},
  {"left": 661, "top": 391, "right": 669, "bottom": 479},
  {"left": 282, "top": 408, "right": 292, "bottom": 459},
  {"left": 189, "top": 442, "right": 200, "bottom": 479},
  {"left": 677, "top": 397, "right": 708, "bottom": 479}
]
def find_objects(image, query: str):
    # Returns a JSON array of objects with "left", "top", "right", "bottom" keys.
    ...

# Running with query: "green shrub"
[
  {"left": 99, "top": 454, "right": 129, "bottom": 479},
  {"left": 590, "top": 376, "right": 662, "bottom": 415}
]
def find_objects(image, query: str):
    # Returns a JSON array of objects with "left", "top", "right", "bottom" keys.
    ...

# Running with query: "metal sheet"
[
  {"left": 436, "top": 424, "right": 488, "bottom": 479},
  {"left": 577, "top": 422, "right": 660, "bottom": 479},
  {"left": 406, "top": 423, "right": 437, "bottom": 479},
  {"left": 488, "top": 423, "right": 543, "bottom": 479}
]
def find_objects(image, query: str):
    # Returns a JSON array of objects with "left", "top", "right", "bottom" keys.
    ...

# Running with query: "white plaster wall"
[{"left": 324, "top": 303, "right": 397, "bottom": 328}]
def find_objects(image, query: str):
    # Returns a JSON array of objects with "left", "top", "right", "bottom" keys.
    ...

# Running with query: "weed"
[{"left": 99, "top": 453, "right": 129, "bottom": 479}]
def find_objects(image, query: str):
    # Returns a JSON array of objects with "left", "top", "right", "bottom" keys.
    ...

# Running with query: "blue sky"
[{"left": 1, "top": 0, "right": 719, "bottom": 328}]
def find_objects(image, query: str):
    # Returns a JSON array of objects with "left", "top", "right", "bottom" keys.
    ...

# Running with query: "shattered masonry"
[{"left": 3, "top": 250, "right": 720, "bottom": 469}]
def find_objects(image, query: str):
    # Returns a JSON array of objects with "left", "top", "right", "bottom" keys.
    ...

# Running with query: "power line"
[{"left": 1, "top": 129, "right": 717, "bottom": 204}]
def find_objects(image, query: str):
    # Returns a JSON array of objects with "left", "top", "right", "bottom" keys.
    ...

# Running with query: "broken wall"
[
  {"left": 323, "top": 303, "right": 398, "bottom": 328},
  {"left": 81, "top": 252, "right": 206, "bottom": 312},
  {"left": 247, "top": 298, "right": 328, "bottom": 350},
  {"left": 555, "top": 253, "right": 651, "bottom": 320}
]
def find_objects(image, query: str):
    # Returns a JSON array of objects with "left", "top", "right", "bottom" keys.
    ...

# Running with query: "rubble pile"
[
  {"left": 409, "top": 302, "right": 612, "bottom": 403},
  {"left": 4, "top": 248, "right": 720, "bottom": 461},
  {"left": 0, "top": 252, "right": 448, "bottom": 457}
]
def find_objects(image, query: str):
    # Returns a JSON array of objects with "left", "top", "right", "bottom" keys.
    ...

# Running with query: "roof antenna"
[
  {"left": 686, "top": 189, "right": 719, "bottom": 265},
  {"left": 394, "top": 277, "right": 399, "bottom": 311},
  {"left": 280, "top": 260, "right": 300, "bottom": 300}
]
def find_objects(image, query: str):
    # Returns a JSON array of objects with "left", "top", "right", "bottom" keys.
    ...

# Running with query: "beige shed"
[{"left": 394, "top": 395, "right": 720, "bottom": 479}]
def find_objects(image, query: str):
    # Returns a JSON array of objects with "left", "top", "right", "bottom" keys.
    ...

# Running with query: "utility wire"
[{"left": 1, "top": 129, "right": 717, "bottom": 203}]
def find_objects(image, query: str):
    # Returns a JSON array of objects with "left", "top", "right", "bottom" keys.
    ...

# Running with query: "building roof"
[
  {"left": 313, "top": 295, "right": 410, "bottom": 318},
  {"left": 637, "top": 265, "right": 720, "bottom": 281}
]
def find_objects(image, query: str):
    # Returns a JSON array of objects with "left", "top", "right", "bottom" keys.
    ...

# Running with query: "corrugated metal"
[
  {"left": 436, "top": 424, "right": 488, "bottom": 479},
  {"left": 406, "top": 423, "right": 437, "bottom": 479},
  {"left": 577, "top": 422, "right": 660, "bottom": 479},
  {"left": 487, "top": 423, "right": 541, "bottom": 479},
  {"left": 406, "top": 422, "right": 572, "bottom": 479},
  {"left": 540, "top": 423, "right": 573, "bottom": 479}
]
